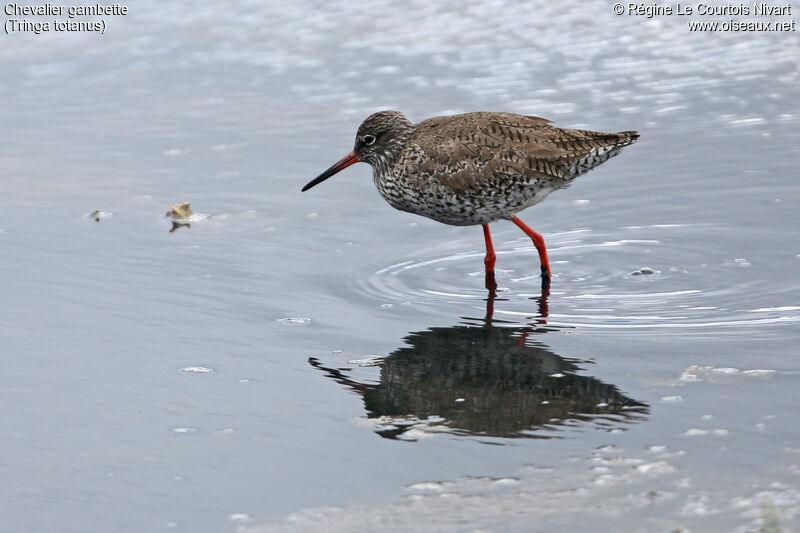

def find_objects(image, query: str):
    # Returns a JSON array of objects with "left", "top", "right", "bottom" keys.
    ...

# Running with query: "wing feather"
[{"left": 405, "top": 112, "right": 638, "bottom": 193}]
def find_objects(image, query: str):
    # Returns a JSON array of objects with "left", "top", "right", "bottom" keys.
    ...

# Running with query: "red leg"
[
  {"left": 482, "top": 225, "right": 498, "bottom": 321},
  {"left": 511, "top": 215, "right": 551, "bottom": 284},
  {"left": 482, "top": 224, "right": 496, "bottom": 271}
]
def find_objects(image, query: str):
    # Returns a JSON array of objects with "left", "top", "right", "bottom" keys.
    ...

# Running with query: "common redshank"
[{"left": 302, "top": 111, "right": 638, "bottom": 288}]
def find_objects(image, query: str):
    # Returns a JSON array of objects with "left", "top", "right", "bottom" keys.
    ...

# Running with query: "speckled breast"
[{"left": 373, "top": 171, "right": 559, "bottom": 227}]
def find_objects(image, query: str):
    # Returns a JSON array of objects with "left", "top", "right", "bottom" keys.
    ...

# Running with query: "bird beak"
[{"left": 302, "top": 151, "right": 360, "bottom": 192}]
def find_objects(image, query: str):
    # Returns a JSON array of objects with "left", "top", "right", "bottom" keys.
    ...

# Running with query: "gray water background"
[{"left": 1, "top": 1, "right": 799, "bottom": 531}]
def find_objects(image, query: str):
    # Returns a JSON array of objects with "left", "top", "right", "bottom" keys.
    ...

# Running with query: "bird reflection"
[
  {"left": 169, "top": 221, "right": 190, "bottom": 233},
  {"left": 310, "top": 284, "right": 648, "bottom": 440}
]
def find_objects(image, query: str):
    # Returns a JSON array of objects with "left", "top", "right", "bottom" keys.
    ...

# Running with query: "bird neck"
[{"left": 372, "top": 121, "right": 416, "bottom": 181}]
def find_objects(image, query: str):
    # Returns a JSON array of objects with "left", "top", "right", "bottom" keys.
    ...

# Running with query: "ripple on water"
[{"left": 351, "top": 224, "right": 800, "bottom": 334}]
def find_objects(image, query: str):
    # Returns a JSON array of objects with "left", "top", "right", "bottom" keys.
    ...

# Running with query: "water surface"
[{"left": 1, "top": 1, "right": 799, "bottom": 532}]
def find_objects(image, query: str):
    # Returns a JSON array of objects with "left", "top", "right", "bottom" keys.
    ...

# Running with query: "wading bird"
[{"left": 303, "top": 111, "right": 638, "bottom": 289}]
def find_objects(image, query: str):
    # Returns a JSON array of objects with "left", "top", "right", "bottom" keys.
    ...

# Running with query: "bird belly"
[{"left": 376, "top": 175, "right": 561, "bottom": 226}]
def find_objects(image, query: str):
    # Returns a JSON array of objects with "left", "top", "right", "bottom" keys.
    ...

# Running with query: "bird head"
[{"left": 302, "top": 111, "right": 415, "bottom": 191}]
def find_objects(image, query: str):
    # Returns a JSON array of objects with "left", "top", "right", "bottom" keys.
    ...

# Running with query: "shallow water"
[{"left": 1, "top": 1, "right": 799, "bottom": 532}]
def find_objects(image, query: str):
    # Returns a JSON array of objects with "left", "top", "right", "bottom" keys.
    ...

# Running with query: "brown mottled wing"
[{"left": 406, "top": 112, "right": 638, "bottom": 193}]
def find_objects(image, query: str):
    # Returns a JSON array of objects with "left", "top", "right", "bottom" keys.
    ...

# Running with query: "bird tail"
[{"left": 569, "top": 130, "right": 639, "bottom": 177}]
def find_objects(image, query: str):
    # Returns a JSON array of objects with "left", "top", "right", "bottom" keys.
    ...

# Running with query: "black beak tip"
[
  {"left": 302, "top": 151, "right": 358, "bottom": 193},
  {"left": 301, "top": 178, "right": 322, "bottom": 192}
]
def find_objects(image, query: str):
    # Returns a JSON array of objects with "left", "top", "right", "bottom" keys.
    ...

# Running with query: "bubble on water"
[
  {"left": 593, "top": 474, "right": 618, "bottom": 485},
  {"left": 376, "top": 65, "right": 401, "bottom": 74},
  {"left": 277, "top": 317, "right": 311, "bottom": 325},
  {"left": 549, "top": 373, "right": 565, "bottom": 378},
  {"left": 228, "top": 513, "right": 251, "bottom": 523},
  {"left": 396, "top": 428, "right": 436, "bottom": 441},
  {"left": 659, "top": 395, "right": 683, "bottom": 403},
  {"left": 636, "top": 461, "right": 675, "bottom": 474},
  {"left": 172, "top": 427, "right": 198, "bottom": 435},
  {"left": 178, "top": 366, "right": 214, "bottom": 374},
  {"left": 163, "top": 147, "right": 189, "bottom": 157},
  {"left": 408, "top": 481, "right": 446, "bottom": 492},
  {"left": 684, "top": 428, "right": 729, "bottom": 437},
  {"left": 380, "top": 303, "right": 393, "bottom": 308},
  {"left": 454, "top": 398, "right": 465, "bottom": 403},
  {"left": 723, "top": 257, "right": 752, "bottom": 267}
]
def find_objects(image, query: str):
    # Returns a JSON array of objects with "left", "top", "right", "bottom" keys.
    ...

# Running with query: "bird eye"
[{"left": 363, "top": 134, "right": 376, "bottom": 146}]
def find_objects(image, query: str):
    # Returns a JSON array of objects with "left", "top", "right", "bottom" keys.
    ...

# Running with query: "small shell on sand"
[{"left": 167, "top": 202, "right": 194, "bottom": 219}]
